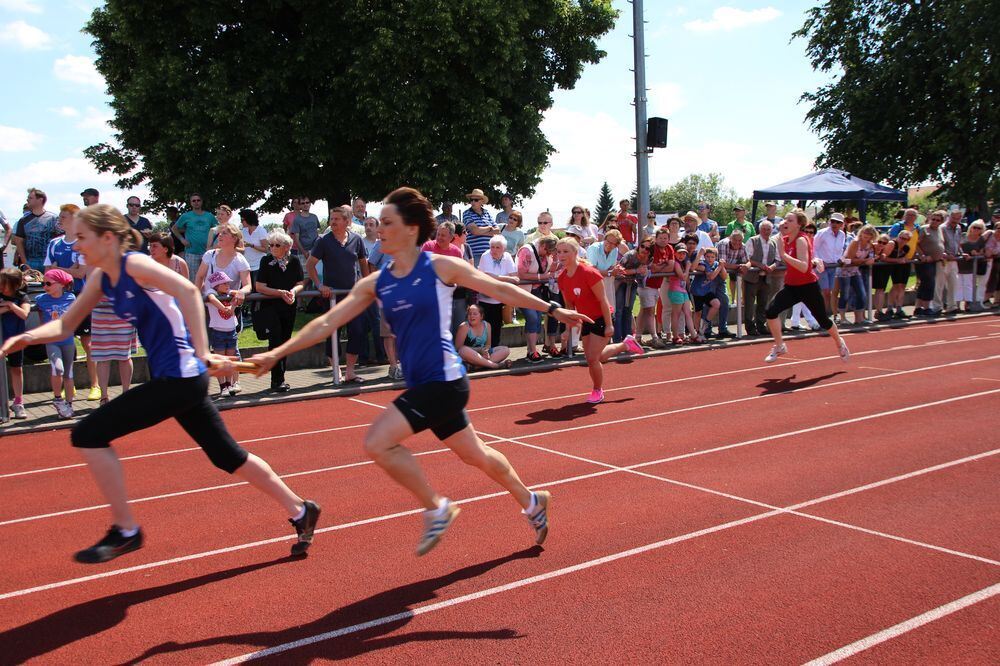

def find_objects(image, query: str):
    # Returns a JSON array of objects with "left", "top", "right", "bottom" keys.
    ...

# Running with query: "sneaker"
[
  {"left": 74, "top": 525, "right": 144, "bottom": 563},
  {"left": 11, "top": 402, "right": 27, "bottom": 419},
  {"left": 649, "top": 336, "right": 666, "bottom": 349},
  {"left": 271, "top": 383, "right": 291, "bottom": 393},
  {"left": 417, "top": 498, "right": 460, "bottom": 556},
  {"left": 839, "top": 341, "right": 851, "bottom": 363},
  {"left": 87, "top": 385, "right": 101, "bottom": 401},
  {"left": 54, "top": 398, "right": 73, "bottom": 419},
  {"left": 524, "top": 490, "right": 551, "bottom": 545},
  {"left": 289, "top": 500, "right": 322, "bottom": 556},
  {"left": 526, "top": 351, "right": 543, "bottom": 363},
  {"left": 913, "top": 307, "right": 926, "bottom": 316},
  {"left": 764, "top": 343, "right": 787, "bottom": 363},
  {"left": 392, "top": 365, "right": 405, "bottom": 380},
  {"left": 386, "top": 365, "right": 398, "bottom": 380},
  {"left": 874, "top": 311, "right": 891, "bottom": 321},
  {"left": 218, "top": 383, "right": 230, "bottom": 398},
  {"left": 894, "top": 308, "right": 908, "bottom": 319},
  {"left": 229, "top": 382, "right": 242, "bottom": 396},
  {"left": 623, "top": 335, "right": 644, "bottom": 355},
  {"left": 586, "top": 388, "right": 604, "bottom": 404}
]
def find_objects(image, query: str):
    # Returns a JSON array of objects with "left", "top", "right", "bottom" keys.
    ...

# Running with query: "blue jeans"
[
  {"left": 614, "top": 281, "right": 637, "bottom": 342},
  {"left": 838, "top": 273, "right": 867, "bottom": 311},
  {"left": 522, "top": 304, "right": 542, "bottom": 334}
]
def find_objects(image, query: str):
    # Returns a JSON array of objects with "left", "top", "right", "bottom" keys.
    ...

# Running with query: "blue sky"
[{"left": 0, "top": 1, "right": 827, "bottom": 226}]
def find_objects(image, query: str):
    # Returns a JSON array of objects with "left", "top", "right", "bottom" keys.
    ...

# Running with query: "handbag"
[{"left": 528, "top": 244, "right": 552, "bottom": 301}]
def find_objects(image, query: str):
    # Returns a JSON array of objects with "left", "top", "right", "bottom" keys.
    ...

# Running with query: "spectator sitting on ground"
[
  {"left": 148, "top": 231, "right": 190, "bottom": 278},
  {"left": 455, "top": 303, "right": 512, "bottom": 371}
]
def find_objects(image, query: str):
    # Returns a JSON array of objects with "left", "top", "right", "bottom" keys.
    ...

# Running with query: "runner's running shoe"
[
  {"left": 839, "top": 341, "right": 851, "bottom": 363},
  {"left": 74, "top": 525, "right": 144, "bottom": 563},
  {"left": 764, "top": 343, "right": 787, "bottom": 363},
  {"left": 524, "top": 490, "right": 551, "bottom": 545},
  {"left": 586, "top": 389, "right": 605, "bottom": 404},
  {"left": 290, "top": 500, "right": 322, "bottom": 556},
  {"left": 417, "top": 498, "right": 460, "bottom": 556},
  {"left": 623, "top": 335, "right": 644, "bottom": 355}
]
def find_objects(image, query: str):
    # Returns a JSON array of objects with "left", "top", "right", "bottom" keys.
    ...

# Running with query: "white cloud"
[
  {"left": 0, "top": 20, "right": 51, "bottom": 49},
  {"left": 0, "top": 0, "right": 43, "bottom": 13},
  {"left": 54, "top": 106, "right": 80, "bottom": 117},
  {"left": 647, "top": 82, "right": 686, "bottom": 117},
  {"left": 76, "top": 106, "right": 114, "bottom": 132},
  {"left": 684, "top": 6, "right": 781, "bottom": 33},
  {"left": 53, "top": 54, "right": 105, "bottom": 89},
  {"left": 0, "top": 125, "right": 42, "bottom": 151}
]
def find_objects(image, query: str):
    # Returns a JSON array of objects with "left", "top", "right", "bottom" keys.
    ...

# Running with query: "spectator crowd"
[{"left": 2, "top": 185, "right": 998, "bottom": 421}]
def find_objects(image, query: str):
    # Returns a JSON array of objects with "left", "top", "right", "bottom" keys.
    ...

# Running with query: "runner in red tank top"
[
  {"left": 555, "top": 237, "right": 645, "bottom": 404},
  {"left": 763, "top": 210, "right": 850, "bottom": 363}
]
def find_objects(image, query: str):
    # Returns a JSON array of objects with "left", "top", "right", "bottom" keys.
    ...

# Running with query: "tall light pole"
[{"left": 631, "top": 0, "right": 650, "bottom": 244}]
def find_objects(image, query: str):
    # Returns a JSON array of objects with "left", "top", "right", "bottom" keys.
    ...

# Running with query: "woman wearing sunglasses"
[{"left": 254, "top": 230, "right": 305, "bottom": 392}]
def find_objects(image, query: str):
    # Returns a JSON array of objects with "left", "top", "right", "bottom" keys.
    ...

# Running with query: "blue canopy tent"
[{"left": 751, "top": 168, "right": 908, "bottom": 224}]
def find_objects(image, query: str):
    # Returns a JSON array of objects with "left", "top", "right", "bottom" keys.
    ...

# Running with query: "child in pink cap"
[{"left": 35, "top": 269, "right": 78, "bottom": 418}]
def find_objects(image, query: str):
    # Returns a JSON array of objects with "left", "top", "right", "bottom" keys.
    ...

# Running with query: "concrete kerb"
[{"left": 2, "top": 310, "right": 997, "bottom": 436}]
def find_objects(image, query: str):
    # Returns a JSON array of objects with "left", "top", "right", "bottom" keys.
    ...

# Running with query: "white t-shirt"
[
  {"left": 207, "top": 292, "right": 238, "bottom": 332},
  {"left": 476, "top": 251, "right": 516, "bottom": 304},
  {"left": 241, "top": 225, "right": 268, "bottom": 271},
  {"left": 201, "top": 249, "right": 251, "bottom": 295}
]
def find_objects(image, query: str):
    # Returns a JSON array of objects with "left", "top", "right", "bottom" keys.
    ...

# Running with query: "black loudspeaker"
[{"left": 647, "top": 117, "right": 668, "bottom": 148}]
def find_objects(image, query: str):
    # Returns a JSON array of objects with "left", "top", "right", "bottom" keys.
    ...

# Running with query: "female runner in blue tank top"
[
  {"left": 247, "top": 187, "right": 591, "bottom": 555},
  {"left": 0, "top": 204, "right": 320, "bottom": 563}
]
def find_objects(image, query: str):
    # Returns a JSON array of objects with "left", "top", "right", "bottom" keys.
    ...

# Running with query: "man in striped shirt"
[{"left": 462, "top": 188, "right": 498, "bottom": 265}]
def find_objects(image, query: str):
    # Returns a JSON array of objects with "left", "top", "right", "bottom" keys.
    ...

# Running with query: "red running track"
[{"left": 0, "top": 316, "right": 998, "bottom": 663}]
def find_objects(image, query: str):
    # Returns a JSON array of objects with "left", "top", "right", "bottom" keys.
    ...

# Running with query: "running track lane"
[
  {"left": 2, "top": 329, "right": 995, "bottom": 523},
  {"left": 1, "top": 315, "right": 995, "bottom": 474},
  {"left": 0, "top": 320, "right": 996, "bottom": 660}
]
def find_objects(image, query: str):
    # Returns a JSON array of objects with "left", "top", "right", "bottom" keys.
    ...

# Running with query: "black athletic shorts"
[
  {"left": 580, "top": 316, "right": 608, "bottom": 338},
  {"left": 393, "top": 376, "right": 470, "bottom": 440},
  {"left": 74, "top": 313, "right": 92, "bottom": 337}
]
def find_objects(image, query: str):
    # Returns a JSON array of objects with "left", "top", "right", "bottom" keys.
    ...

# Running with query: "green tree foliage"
[
  {"left": 84, "top": 0, "right": 617, "bottom": 211},
  {"left": 593, "top": 181, "right": 615, "bottom": 226},
  {"left": 795, "top": 0, "right": 1000, "bottom": 215},
  {"left": 648, "top": 173, "right": 750, "bottom": 220}
]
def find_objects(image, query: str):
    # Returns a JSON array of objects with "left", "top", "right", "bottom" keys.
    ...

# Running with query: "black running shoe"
[
  {"left": 74, "top": 525, "right": 144, "bottom": 564},
  {"left": 290, "top": 500, "right": 322, "bottom": 556}
]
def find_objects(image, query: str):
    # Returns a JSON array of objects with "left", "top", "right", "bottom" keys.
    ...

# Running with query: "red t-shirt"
[
  {"left": 645, "top": 243, "right": 675, "bottom": 289},
  {"left": 783, "top": 233, "right": 818, "bottom": 286},
  {"left": 282, "top": 211, "right": 297, "bottom": 231},
  {"left": 557, "top": 262, "right": 606, "bottom": 319},
  {"left": 616, "top": 212, "right": 638, "bottom": 244},
  {"left": 421, "top": 240, "right": 463, "bottom": 258}
]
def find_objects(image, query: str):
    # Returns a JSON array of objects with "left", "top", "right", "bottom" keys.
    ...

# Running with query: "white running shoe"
[
  {"left": 416, "top": 498, "right": 460, "bottom": 556},
  {"left": 839, "top": 341, "right": 851, "bottom": 363},
  {"left": 54, "top": 398, "right": 73, "bottom": 419},
  {"left": 11, "top": 403, "right": 27, "bottom": 419},
  {"left": 524, "top": 490, "right": 551, "bottom": 545},
  {"left": 764, "top": 344, "right": 787, "bottom": 363}
]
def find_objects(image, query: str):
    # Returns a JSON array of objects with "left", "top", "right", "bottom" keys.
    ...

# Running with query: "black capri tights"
[
  {"left": 71, "top": 373, "right": 249, "bottom": 473},
  {"left": 765, "top": 282, "right": 835, "bottom": 330}
]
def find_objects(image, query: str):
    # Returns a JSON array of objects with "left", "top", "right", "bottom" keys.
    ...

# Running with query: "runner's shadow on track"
[
  {"left": 514, "top": 398, "right": 634, "bottom": 425},
  {"left": 0, "top": 554, "right": 300, "bottom": 664},
  {"left": 756, "top": 372, "right": 845, "bottom": 395},
  {"left": 120, "top": 547, "right": 539, "bottom": 664}
]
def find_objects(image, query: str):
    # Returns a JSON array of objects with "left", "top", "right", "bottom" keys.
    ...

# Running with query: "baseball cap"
[
  {"left": 207, "top": 271, "right": 231, "bottom": 290},
  {"left": 80, "top": 187, "right": 99, "bottom": 197},
  {"left": 829, "top": 212, "right": 845, "bottom": 223},
  {"left": 732, "top": 205, "right": 746, "bottom": 212}
]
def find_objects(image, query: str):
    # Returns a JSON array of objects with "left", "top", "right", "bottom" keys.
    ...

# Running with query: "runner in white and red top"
[
  {"left": 555, "top": 237, "right": 644, "bottom": 404},
  {"left": 763, "top": 210, "right": 850, "bottom": 364}
]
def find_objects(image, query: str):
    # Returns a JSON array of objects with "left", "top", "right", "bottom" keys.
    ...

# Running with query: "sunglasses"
[
  {"left": 268, "top": 243, "right": 286, "bottom": 248},
  {"left": 42, "top": 281, "right": 59, "bottom": 287},
  {"left": 127, "top": 203, "right": 140, "bottom": 207},
  {"left": 572, "top": 210, "right": 583, "bottom": 214},
  {"left": 539, "top": 220, "right": 552, "bottom": 224}
]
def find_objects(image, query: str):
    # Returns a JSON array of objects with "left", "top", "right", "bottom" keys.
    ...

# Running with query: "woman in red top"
[
  {"left": 764, "top": 210, "right": 850, "bottom": 363},
  {"left": 556, "top": 238, "right": 644, "bottom": 403}
]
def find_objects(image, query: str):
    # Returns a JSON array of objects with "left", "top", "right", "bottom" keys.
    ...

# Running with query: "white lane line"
[
  {"left": 6, "top": 382, "right": 998, "bottom": 530},
  {"left": 2, "top": 332, "right": 993, "bottom": 480},
  {"left": 859, "top": 366, "right": 897, "bottom": 372},
  {"left": 479, "top": 425, "right": 1000, "bottom": 567},
  {"left": 972, "top": 377, "right": 1000, "bottom": 383},
  {"left": 801, "top": 583, "right": 1000, "bottom": 665},
  {"left": 211, "top": 509, "right": 786, "bottom": 665},
  {"left": 348, "top": 397, "right": 388, "bottom": 410},
  {"left": 210, "top": 447, "right": 999, "bottom": 664},
  {"left": 0, "top": 422, "right": 372, "bottom": 480},
  {"left": 512, "top": 354, "right": 1000, "bottom": 441},
  {"left": 957, "top": 335, "right": 980, "bottom": 340}
]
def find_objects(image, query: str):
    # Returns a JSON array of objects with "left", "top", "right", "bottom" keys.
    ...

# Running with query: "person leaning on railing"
[
  {"left": 253, "top": 230, "right": 304, "bottom": 393},
  {"left": 515, "top": 235, "right": 558, "bottom": 362}
]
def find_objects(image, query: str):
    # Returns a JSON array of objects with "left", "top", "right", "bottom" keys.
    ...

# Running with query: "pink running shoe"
[
  {"left": 623, "top": 334, "right": 644, "bottom": 355},
  {"left": 586, "top": 389, "right": 604, "bottom": 404}
]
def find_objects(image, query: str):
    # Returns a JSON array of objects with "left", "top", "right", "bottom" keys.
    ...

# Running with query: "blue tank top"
[
  {"left": 101, "top": 253, "right": 205, "bottom": 379},
  {"left": 376, "top": 251, "right": 465, "bottom": 388}
]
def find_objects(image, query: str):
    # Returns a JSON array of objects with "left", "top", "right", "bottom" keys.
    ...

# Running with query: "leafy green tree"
[
  {"left": 795, "top": 0, "right": 1000, "bottom": 217},
  {"left": 648, "top": 173, "right": 750, "bottom": 222},
  {"left": 593, "top": 181, "right": 615, "bottom": 226},
  {"left": 85, "top": 0, "right": 617, "bottom": 211}
]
